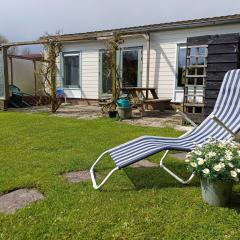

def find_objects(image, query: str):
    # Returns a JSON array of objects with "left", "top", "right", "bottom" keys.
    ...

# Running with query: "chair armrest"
[
  {"left": 176, "top": 109, "right": 197, "bottom": 127},
  {"left": 210, "top": 115, "right": 235, "bottom": 137}
]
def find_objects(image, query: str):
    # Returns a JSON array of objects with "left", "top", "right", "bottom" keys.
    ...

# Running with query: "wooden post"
[
  {"left": 111, "top": 40, "right": 117, "bottom": 102},
  {"left": 48, "top": 40, "right": 57, "bottom": 113},
  {"left": 9, "top": 57, "right": 13, "bottom": 85},
  {"left": 33, "top": 60, "right": 37, "bottom": 96},
  {"left": 2, "top": 46, "right": 9, "bottom": 100}
]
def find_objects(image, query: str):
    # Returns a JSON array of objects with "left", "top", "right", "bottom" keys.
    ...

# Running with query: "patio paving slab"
[
  {"left": 130, "top": 159, "right": 158, "bottom": 168},
  {"left": 0, "top": 189, "right": 44, "bottom": 214},
  {"left": 63, "top": 170, "right": 99, "bottom": 183}
]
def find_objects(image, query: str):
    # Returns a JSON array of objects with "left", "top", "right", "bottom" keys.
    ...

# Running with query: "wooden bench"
[
  {"left": 121, "top": 87, "right": 171, "bottom": 112},
  {"left": 143, "top": 99, "right": 171, "bottom": 111}
]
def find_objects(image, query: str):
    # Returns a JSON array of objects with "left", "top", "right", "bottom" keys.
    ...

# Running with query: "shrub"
[{"left": 186, "top": 139, "right": 240, "bottom": 182}]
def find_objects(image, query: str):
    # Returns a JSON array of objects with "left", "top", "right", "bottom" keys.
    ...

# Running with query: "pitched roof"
[{"left": 58, "top": 14, "right": 240, "bottom": 39}]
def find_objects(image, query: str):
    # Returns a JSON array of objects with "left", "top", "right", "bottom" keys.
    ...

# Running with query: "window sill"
[
  {"left": 63, "top": 87, "right": 81, "bottom": 90},
  {"left": 175, "top": 87, "right": 184, "bottom": 91}
]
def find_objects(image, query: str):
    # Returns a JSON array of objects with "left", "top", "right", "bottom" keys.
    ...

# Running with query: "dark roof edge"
[{"left": 50, "top": 14, "right": 240, "bottom": 40}]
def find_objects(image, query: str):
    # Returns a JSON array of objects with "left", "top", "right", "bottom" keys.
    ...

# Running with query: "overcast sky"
[{"left": 0, "top": 0, "right": 240, "bottom": 42}]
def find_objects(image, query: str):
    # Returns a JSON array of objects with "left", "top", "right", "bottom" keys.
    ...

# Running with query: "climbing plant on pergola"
[{"left": 40, "top": 34, "right": 62, "bottom": 113}]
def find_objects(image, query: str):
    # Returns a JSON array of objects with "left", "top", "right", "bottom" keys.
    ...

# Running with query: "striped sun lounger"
[{"left": 90, "top": 69, "right": 240, "bottom": 189}]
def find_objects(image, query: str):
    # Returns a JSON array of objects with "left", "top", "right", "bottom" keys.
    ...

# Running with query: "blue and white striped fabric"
[{"left": 109, "top": 69, "right": 240, "bottom": 169}]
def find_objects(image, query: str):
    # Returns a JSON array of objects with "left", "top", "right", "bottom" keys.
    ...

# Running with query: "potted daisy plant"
[{"left": 186, "top": 139, "right": 240, "bottom": 207}]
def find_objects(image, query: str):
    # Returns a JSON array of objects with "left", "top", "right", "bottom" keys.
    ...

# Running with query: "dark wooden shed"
[{"left": 183, "top": 33, "right": 240, "bottom": 123}]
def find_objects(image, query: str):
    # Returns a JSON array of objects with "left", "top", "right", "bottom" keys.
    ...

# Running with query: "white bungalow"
[
  {"left": 1, "top": 14, "right": 240, "bottom": 112},
  {"left": 54, "top": 14, "right": 240, "bottom": 104}
]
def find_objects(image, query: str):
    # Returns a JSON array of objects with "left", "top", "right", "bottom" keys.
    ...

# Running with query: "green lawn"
[{"left": 0, "top": 112, "right": 240, "bottom": 240}]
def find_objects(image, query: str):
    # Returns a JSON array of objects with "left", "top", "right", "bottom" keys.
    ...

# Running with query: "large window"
[
  {"left": 99, "top": 47, "right": 143, "bottom": 96},
  {"left": 177, "top": 45, "right": 186, "bottom": 87},
  {"left": 121, "top": 47, "right": 142, "bottom": 88},
  {"left": 63, "top": 53, "right": 80, "bottom": 88},
  {"left": 99, "top": 50, "right": 112, "bottom": 95},
  {"left": 122, "top": 48, "right": 140, "bottom": 87}
]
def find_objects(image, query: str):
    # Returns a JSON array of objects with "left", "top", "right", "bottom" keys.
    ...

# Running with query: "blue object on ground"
[{"left": 116, "top": 98, "right": 131, "bottom": 108}]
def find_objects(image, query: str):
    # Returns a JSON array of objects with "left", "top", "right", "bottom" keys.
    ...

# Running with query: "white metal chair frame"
[{"left": 90, "top": 110, "right": 236, "bottom": 190}]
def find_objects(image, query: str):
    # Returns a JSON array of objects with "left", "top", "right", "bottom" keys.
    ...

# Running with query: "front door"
[{"left": 120, "top": 47, "right": 142, "bottom": 88}]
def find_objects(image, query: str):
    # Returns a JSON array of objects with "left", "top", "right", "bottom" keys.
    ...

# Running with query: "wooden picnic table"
[{"left": 120, "top": 87, "right": 171, "bottom": 112}]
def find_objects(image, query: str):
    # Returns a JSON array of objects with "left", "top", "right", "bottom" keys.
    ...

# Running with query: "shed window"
[
  {"left": 177, "top": 45, "right": 186, "bottom": 87},
  {"left": 63, "top": 53, "right": 80, "bottom": 88}
]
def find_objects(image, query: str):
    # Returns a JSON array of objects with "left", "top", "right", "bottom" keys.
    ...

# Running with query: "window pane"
[
  {"left": 122, "top": 50, "right": 139, "bottom": 87},
  {"left": 177, "top": 46, "right": 186, "bottom": 87},
  {"left": 190, "top": 47, "right": 198, "bottom": 56},
  {"left": 101, "top": 51, "right": 112, "bottom": 94},
  {"left": 198, "top": 57, "right": 205, "bottom": 65},
  {"left": 64, "top": 55, "right": 79, "bottom": 87},
  {"left": 198, "top": 47, "right": 206, "bottom": 56},
  {"left": 197, "top": 68, "right": 204, "bottom": 75}
]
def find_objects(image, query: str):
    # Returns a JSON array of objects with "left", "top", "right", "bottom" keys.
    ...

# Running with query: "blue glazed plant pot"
[
  {"left": 200, "top": 178, "right": 233, "bottom": 207},
  {"left": 116, "top": 99, "right": 131, "bottom": 108}
]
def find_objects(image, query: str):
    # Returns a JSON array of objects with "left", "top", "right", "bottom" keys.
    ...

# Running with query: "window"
[
  {"left": 99, "top": 50, "right": 112, "bottom": 95},
  {"left": 99, "top": 47, "right": 143, "bottom": 96},
  {"left": 121, "top": 47, "right": 142, "bottom": 88},
  {"left": 186, "top": 46, "right": 207, "bottom": 86},
  {"left": 63, "top": 53, "right": 80, "bottom": 88},
  {"left": 177, "top": 45, "right": 186, "bottom": 87}
]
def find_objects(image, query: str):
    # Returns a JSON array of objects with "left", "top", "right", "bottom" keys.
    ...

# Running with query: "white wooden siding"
[
  {"left": 149, "top": 23, "right": 240, "bottom": 102},
  {"left": 58, "top": 22, "right": 240, "bottom": 100}
]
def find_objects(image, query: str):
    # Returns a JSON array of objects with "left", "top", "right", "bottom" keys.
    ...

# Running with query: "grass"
[{"left": 0, "top": 112, "right": 240, "bottom": 239}]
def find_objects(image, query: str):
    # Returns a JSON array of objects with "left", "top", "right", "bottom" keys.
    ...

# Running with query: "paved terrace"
[{"left": 8, "top": 104, "right": 192, "bottom": 132}]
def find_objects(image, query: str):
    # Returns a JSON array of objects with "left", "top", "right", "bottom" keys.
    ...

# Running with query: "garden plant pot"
[
  {"left": 200, "top": 178, "right": 233, "bottom": 207},
  {"left": 116, "top": 98, "right": 131, "bottom": 108},
  {"left": 108, "top": 110, "right": 117, "bottom": 118},
  {"left": 117, "top": 106, "right": 132, "bottom": 119}
]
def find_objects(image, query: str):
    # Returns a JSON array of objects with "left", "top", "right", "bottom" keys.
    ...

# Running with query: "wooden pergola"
[{"left": 0, "top": 31, "right": 151, "bottom": 110}]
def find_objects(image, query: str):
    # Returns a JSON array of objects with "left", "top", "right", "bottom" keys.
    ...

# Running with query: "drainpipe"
[
  {"left": 142, "top": 33, "right": 150, "bottom": 89},
  {"left": 143, "top": 33, "right": 150, "bottom": 101}
]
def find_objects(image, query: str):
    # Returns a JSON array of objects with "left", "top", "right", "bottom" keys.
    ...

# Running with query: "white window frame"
[
  {"left": 62, "top": 51, "right": 81, "bottom": 89},
  {"left": 175, "top": 43, "right": 187, "bottom": 90}
]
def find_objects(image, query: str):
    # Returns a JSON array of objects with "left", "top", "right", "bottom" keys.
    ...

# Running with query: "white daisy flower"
[
  {"left": 213, "top": 164, "right": 222, "bottom": 172},
  {"left": 208, "top": 152, "right": 216, "bottom": 158},
  {"left": 230, "top": 170, "right": 237, "bottom": 178},
  {"left": 194, "top": 150, "right": 202, "bottom": 156},
  {"left": 190, "top": 162, "right": 197, "bottom": 168},
  {"left": 202, "top": 168, "right": 210, "bottom": 174},
  {"left": 197, "top": 158, "right": 205, "bottom": 165},
  {"left": 228, "top": 163, "right": 234, "bottom": 168},
  {"left": 219, "top": 162, "right": 225, "bottom": 168},
  {"left": 236, "top": 168, "right": 240, "bottom": 173}
]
